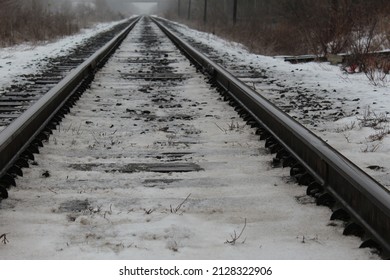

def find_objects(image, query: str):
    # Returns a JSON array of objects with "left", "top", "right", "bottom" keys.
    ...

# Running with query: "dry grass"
[
  {"left": 358, "top": 106, "right": 389, "bottom": 128},
  {"left": 171, "top": 0, "right": 390, "bottom": 57},
  {"left": 363, "top": 57, "right": 390, "bottom": 86},
  {"left": 0, "top": 0, "right": 122, "bottom": 47}
]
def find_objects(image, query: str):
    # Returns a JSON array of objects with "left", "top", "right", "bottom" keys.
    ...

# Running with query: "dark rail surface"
[
  {"left": 152, "top": 17, "right": 390, "bottom": 257},
  {"left": 0, "top": 17, "right": 140, "bottom": 180}
]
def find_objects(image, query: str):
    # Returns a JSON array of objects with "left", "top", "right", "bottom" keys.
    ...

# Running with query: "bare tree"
[{"left": 0, "top": 0, "right": 123, "bottom": 47}]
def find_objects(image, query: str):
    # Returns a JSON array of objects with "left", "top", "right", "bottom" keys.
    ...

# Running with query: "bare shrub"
[
  {"left": 340, "top": 2, "right": 390, "bottom": 85},
  {"left": 334, "top": 121, "right": 356, "bottom": 133},
  {"left": 357, "top": 106, "right": 389, "bottom": 128},
  {"left": 282, "top": 0, "right": 355, "bottom": 56},
  {"left": 362, "top": 57, "right": 390, "bottom": 86},
  {"left": 361, "top": 143, "right": 381, "bottom": 153},
  {"left": 166, "top": 0, "right": 390, "bottom": 57},
  {"left": 368, "top": 127, "right": 390, "bottom": 141}
]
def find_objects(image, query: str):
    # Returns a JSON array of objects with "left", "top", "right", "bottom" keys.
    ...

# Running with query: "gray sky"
[
  {"left": 39, "top": 0, "right": 172, "bottom": 15},
  {"left": 70, "top": 0, "right": 168, "bottom": 14}
]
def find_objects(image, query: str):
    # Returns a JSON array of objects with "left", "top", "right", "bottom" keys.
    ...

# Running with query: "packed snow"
[{"left": 0, "top": 17, "right": 385, "bottom": 260}]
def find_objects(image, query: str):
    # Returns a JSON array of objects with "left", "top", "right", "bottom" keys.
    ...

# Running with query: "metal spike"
[
  {"left": 276, "top": 149, "right": 288, "bottom": 159},
  {"left": 259, "top": 132, "right": 270, "bottom": 140},
  {"left": 22, "top": 150, "right": 35, "bottom": 161},
  {"left": 297, "top": 173, "right": 314, "bottom": 186},
  {"left": 33, "top": 139, "right": 44, "bottom": 148},
  {"left": 316, "top": 192, "right": 335, "bottom": 207},
  {"left": 268, "top": 143, "right": 281, "bottom": 154},
  {"left": 29, "top": 143, "right": 39, "bottom": 154},
  {"left": 343, "top": 222, "right": 365, "bottom": 238},
  {"left": 1, "top": 174, "right": 16, "bottom": 187},
  {"left": 306, "top": 182, "right": 323, "bottom": 196},
  {"left": 272, "top": 157, "right": 281, "bottom": 167},
  {"left": 0, "top": 185, "right": 8, "bottom": 199},
  {"left": 8, "top": 165, "right": 23, "bottom": 177},
  {"left": 16, "top": 158, "right": 29, "bottom": 168},
  {"left": 290, "top": 164, "right": 304, "bottom": 176},
  {"left": 360, "top": 239, "right": 381, "bottom": 251},
  {"left": 282, "top": 156, "right": 296, "bottom": 167},
  {"left": 265, "top": 137, "right": 275, "bottom": 148},
  {"left": 331, "top": 208, "right": 350, "bottom": 221}
]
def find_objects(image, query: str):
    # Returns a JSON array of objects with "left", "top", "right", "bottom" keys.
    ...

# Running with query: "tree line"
[
  {"left": 0, "top": 0, "right": 123, "bottom": 47},
  {"left": 167, "top": 0, "right": 390, "bottom": 56}
]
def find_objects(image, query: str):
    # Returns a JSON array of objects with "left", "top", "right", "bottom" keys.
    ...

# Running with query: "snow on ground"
[
  {"left": 0, "top": 18, "right": 378, "bottom": 259},
  {"left": 0, "top": 19, "right": 129, "bottom": 91},
  {"left": 165, "top": 19, "right": 390, "bottom": 190}
]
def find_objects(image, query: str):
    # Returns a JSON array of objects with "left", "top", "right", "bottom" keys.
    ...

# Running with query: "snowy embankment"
[
  {"left": 0, "top": 19, "right": 129, "bottom": 90},
  {"left": 167, "top": 20, "right": 390, "bottom": 190}
]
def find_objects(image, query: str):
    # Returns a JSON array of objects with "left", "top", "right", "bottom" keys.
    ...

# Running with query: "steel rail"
[
  {"left": 0, "top": 17, "right": 140, "bottom": 179},
  {"left": 152, "top": 17, "right": 390, "bottom": 257}
]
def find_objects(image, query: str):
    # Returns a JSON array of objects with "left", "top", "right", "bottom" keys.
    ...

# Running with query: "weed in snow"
[
  {"left": 225, "top": 218, "right": 247, "bottom": 245},
  {"left": 170, "top": 193, "right": 191, "bottom": 214},
  {"left": 1, "top": 233, "right": 9, "bottom": 244}
]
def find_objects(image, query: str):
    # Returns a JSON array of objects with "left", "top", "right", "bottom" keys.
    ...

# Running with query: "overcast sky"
[
  {"left": 34, "top": 0, "right": 172, "bottom": 15},
  {"left": 69, "top": 0, "right": 168, "bottom": 14}
]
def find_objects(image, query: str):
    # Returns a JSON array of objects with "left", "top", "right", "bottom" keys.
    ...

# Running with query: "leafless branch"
[
  {"left": 225, "top": 218, "right": 247, "bottom": 245},
  {"left": 170, "top": 193, "right": 191, "bottom": 214},
  {"left": 144, "top": 208, "right": 155, "bottom": 215},
  {"left": 1, "top": 233, "right": 9, "bottom": 244}
]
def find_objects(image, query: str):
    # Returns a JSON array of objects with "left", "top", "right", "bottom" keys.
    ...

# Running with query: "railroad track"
[
  {"left": 160, "top": 19, "right": 350, "bottom": 130},
  {"left": 0, "top": 16, "right": 388, "bottom": 259},
  {"left": 0, "top": 17, "right": 139, "bottom": 130},
  {"left": 154, "top": 18, "right": 390, "bottom": 257},
  {"left": 0, "top": 16, "right": 140, "bottom": 181}
]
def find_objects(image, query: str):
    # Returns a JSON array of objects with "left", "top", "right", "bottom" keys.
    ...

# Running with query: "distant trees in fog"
[
  {"left": 0, "top": 0, "right": 124, "bottom": 46},
  {"left": 167, "top": 0, "right": 390, "bottom": 56}
]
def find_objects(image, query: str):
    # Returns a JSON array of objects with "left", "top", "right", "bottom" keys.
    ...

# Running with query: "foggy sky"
[
  {"left": 69, "top": 0, "right": 169, "bottom": 14},
  {"left": 41, "top": 0, "right": 174, "bottom": 15}
]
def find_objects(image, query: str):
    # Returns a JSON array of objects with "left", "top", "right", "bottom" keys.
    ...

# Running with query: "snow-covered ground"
[
  {"left": 0, "top": 18, "right": 380, "bottom": 260},
  {"left": 2, "top": 17, "right": 388, "bottom": 189},
  {"left": 163, "top": 19, "right": 390, "bottom": 190},
  {"left": 0, "top": 19, "right": 129, "bottom": 91},
  {"left": 0, "top": 17, "right": 390, "bottom": 259}
]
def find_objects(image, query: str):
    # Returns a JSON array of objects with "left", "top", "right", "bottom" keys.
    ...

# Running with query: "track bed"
[{"left": 0, "top": 18, "right": 379, "bottom": 259}]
